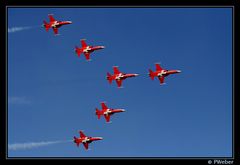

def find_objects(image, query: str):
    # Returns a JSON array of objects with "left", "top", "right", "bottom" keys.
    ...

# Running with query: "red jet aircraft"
[
  {"left": 96, "top": 102, "right": 125, "bottom": 123},
  {"left": 107, "top": 66, "right": 139, "bottom": 88},
  {"left": 75, "top": 39, "right": 105, "bottom": 61},
  {"left": 149, "top": 63, "right": 181, "bottom": 84},
  {"left": 73, "top": 130, "right": 103, "bottom": 150},
  {"left": 43, "top": 14, "right": 72, "bottom": 35}
]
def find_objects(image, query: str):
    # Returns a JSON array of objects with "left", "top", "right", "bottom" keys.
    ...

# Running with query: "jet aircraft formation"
[{"left": 42, "top": 14, "right": 181, "bottom": 150}]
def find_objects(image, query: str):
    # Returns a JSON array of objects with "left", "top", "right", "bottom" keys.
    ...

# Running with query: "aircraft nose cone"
[
  {"left": 135, "top": 74, "right": 139, "bottom": 76},
  {"left": 177, "top": 70, "right": 181, "bottom": 73}
]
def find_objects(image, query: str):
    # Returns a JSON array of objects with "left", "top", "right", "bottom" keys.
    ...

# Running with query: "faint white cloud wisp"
[
  {"left": 8, "top": 26, "right": 32, "bottom": 33},
  {"left": 8, "top": 97, "right": 31, "bottom": 105}
]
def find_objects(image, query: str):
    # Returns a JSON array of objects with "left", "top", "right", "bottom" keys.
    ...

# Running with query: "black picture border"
[{"left": 1, "top": 0, "right": 239, "bottom": 163}]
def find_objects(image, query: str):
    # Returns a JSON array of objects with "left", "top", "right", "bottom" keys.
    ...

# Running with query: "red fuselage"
[
  {"left": 48, "top": 20, "right": 72, "bottom": 28},
  {"left": 96, "top": 108, "right": 125, "bottom": 117},
  {"left": 81, "top": 45, "right": 105, "bottom": 54},
  {"left": 74, "top": 136, "right": 102, "bottom": 145},
  {"left": 105, "top": 109, "right": 125, "bottom": 115},
  {"left": 107, "top": 73, "right": 139, "bottom": 81},
  {"left": 154, "top": 69, "right": 181, "bottom": 78}
]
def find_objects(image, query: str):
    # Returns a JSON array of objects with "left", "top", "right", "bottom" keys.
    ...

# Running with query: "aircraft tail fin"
[
  {"left": 74, "top": 136, "right": 80, "bottom": 147},
  {"left": 95, "top": 108, "right": 102, "bottom": 119},
  {"left": 43, "top": 20, "right": 51, "bottom": 32},
  {"left": 107, "top": 72, "right": 113, "bottom": 84},
  {"left": 75, "top": 46, "right": 83, "bottom": 57},
  {"left": 149, "top": 69, "right": 155, "bottom": 80}
]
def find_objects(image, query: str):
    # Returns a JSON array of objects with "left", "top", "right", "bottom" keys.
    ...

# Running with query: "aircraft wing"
[
  {"left": 81, "top": 39, "right": 87, "bottom": 47},
  {"left": 116, "top": 79, "right": 123, "bottom": 88},
  {"left": 104, "top": 114, "right": 111, "bottom": 122},
  {"left": 48, "top": 15, "right": 56, "bottom": 22},
  {"left": 113, "top": 66, "right": 120, "bottom": 74},
  {"left": 155, "top": 63, "right": 163, "bottom": 72},
  {"left": 84, "top": 52, "right": 90, "bottom": 61},
  {"left": 83, "top": 143, "right": 89, "bottom": 150},
  {"left": 158, "top": 76, "right": 165, "bottom": 84},
  {"left": 53, "top": 27, "right": 58, "bottom": 35},
  {"left": 80, "top": 131, "right": 86, "bottom": 138},
  {"left": 101, "top": 102, "right": 108, "bottom": 110}
]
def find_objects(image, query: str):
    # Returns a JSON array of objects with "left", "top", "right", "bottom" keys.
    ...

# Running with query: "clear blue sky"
[{"left": 8, "top": 8, "right": 232, "bottom": 157}]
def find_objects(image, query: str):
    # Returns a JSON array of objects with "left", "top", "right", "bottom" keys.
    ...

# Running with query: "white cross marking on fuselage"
[
  {"left": 104, "top": 109, "right": 112, "bottom": 115},
  {"left": 51, "top": 21, "right": 59, "bottom": 28},
  {"left": 158, "top": 70, "right": 167, "bottom": 77},
  {"left": 83, "top": 46, "right": 91, "bottom": 53},
  {"left": 82, "top": 137, "right": 89, "bottom": 143},
  {"left": 116, "top": 73, "right": 124, "bottom": 80}
]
